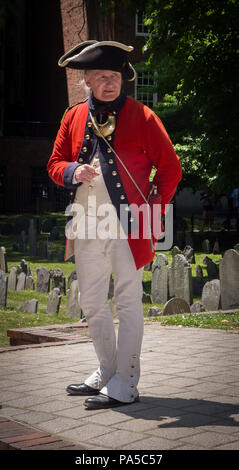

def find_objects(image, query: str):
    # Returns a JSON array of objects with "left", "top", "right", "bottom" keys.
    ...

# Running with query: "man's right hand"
[{"left": 74, "top": 164, "right": 100, "bottom": 184}]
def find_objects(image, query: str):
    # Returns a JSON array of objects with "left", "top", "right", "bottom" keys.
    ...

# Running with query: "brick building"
[{"left": 0, "top": 0, "right": 153, "bottom": 213}]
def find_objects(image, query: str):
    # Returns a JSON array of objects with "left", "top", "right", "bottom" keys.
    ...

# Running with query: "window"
[
  {"left": 135, "top": 71, "right": 158, "bottom": 107},
  {"left": 135, "top": 12, "right": 149, "bottom": 36}
]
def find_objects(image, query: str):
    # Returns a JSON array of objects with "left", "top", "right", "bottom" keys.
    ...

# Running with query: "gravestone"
[
  {"left": 0, "top": 246, "right": 7, "bottom": 273},
  {"left": 36, "top": 267, "right": 50, "bottom": 293},
  {"left": 203, "top": 256, "right": 219, "bottom": 279},
  {"left": 202, "top": 239, "right": 211, "bottom": 253},
  {"left": 142, "top": 292, "right": 152, "bottom": 303},
  {"left": 196, "top": 265, "right": 204, "bottom": 278},
  {"left": 192, "top": 276, "right": 204, "bottom": 296},
  {"left": 20, "top": 259, "right": 28, "bottom": 275},
  {"left": 201, "top": 279, "right": 221, "bottom": 311},
  {"left": 171, "top": 254, "right": 193, "bottom": 305},
  {"left": 66, "top": 280, "right": 82, "bottom": 318},
  {"left": 162, "top": 297, "right": 191, "bottom": 316},
  {"left": 25, "top": 275, "right": 35, "bottom": 290},
  {"left": 151, "top": 253, "right": 169, "bottom": 304},
  {"left": 171, "top": 246, "right": 181, "bottom": 257},
  {"left": 213, "top": 239, "right": 220, "bottom": 254},
  {"left": 219, "top": 249, "right": 239, "bottom": 310},
  {"left": 18, "top": 299, "right": 38, "bottom": 313},
  {"left": 233, "top": 243, "right": 239, "bottom": 253},
  {"left": 147, "top": 306, "right": 160, "bottom": 317},
  {"left": 28, "top": 219, "right": 37, "bottom": 256},
  {"left": 67, "top": 270, "right": 77, "bottom": 289},
  {"left": 8, "top": 267, "right": 17, "bottom": 291},
  {"left": 190, "top": 301, "right": 205, "bottom": 313},
  {"left": 16, "top": 272, "right": 26, "bottom": 291},
  {"left": 0, "top": 270, "right": 8, "bottom": 307},
  {"left": 46, "top": 288, "right": 61, "bottom": 315},
  {"left": 183, "top": 245, "right": 195, "bottom": 264},
  {"left": 51, "top": 268, "right": 66, "bottom": 294}
]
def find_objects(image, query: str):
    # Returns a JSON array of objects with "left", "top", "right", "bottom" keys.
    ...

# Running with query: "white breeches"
[{"left": 74, "top": 237, "right": 144, "bottom": 403}]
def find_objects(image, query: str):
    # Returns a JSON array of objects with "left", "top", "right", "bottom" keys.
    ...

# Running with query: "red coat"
[{"left": 47, "top": 96, "right": 182, "bottom": 269}]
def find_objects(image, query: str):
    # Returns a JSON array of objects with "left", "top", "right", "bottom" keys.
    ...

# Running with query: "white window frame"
[
  {"left": 135, "top": 12, "right": 149, "bottom": 36},
  {"left": 134, "top": 71, "right": 158, "bottom": 107}
]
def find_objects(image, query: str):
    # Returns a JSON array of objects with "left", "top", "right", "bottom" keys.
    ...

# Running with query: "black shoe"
[
  {"left": 84, "top": 393, "right": 139, "bottom": 409},
  {"left": 66, "top": 383, "right": 100, "bottom": 396}
]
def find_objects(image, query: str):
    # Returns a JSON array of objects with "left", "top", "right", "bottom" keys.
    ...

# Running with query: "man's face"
[{"left": 84, "top": 69, "right": 122, "bottom": 101}]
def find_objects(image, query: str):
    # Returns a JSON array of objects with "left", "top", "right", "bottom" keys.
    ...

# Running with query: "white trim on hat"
[{"left": 58, "top": 40, "right": 134, "bottom": 68}]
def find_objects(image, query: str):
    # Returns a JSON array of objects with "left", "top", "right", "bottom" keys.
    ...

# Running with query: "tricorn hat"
[{"left": 58, "top": 40, "right": 136, "bottom": 81}]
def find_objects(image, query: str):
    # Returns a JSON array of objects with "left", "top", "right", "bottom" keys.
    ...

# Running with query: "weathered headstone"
[
  {"left": 203, "top": 256, "right": 219, "bottom": 279},
  {"left": 202, "top": 239, "right": 211, "bottom": 253},
  {"left": 18, "top": 299, "right": 38, "bottom": 313},
  {"left": 233, "top": 243, "right": 239, "bottom": 253},
  {"left": 8, "top": 267, "right": 17, "bottom": 291},
  {"left": 0, "top": 270, "right": 8, "bottom": 307},
  {"left": 51, "top": 268, "right": 66, "bottom": 294},
  {"left": 171, "top": 254, "right": 193, "bottom": 304},
  {"left": 213, "top": 239, "right": 220, "bottom": 254},
  {"left": 28, "top": 219, "right": 37, "bottom": 256},
  {"left": 66, "top": 280, "right": 82, "bottom": 318},
  {"left": 67, "top": 270, "right": 77, "bottom": 289},
  {"left": 171, "top": 246, "right": 181, "bottom": 257},
  {"left": 16, "top": 272, "right": 26, "bottom": 291},
  {"left": 219, "top": 249, "right": 239, "bottom": 310},
  {"left": 36, "top": 267, "right": 50, "bottom": 293},
  {"left": 152, "top": 253, "right": 169, "bottom": 304},
  {"left": 25, "top": 275, "right": 35, "bottom": 290},
  {"left": 20, "top": 259, "right": 28, "bottom": 275},
  {"left": 0, "top": 247, "right": 7, "bottom": 273},
  {"left": 202, "top": 279, "right": 221, "bottom": 311},
  {"left": 190, "top": 301, "right": 205, "bottom": 313},
  {"left": 147, "top": 306, "right": 161, "bottom": 317},
  {"left": 183, "top": 245, "right": 195, "bottom": 264},
  {"left": 142, "top": 292, "right": 152, "bottom": 303},
  {"left": 196, "top": 265, "right": 204, "bottom": 278},
  {"left": 162, "top": 297, "right": 191, "bottom": 316},
  {"left": 46, "top": 287, "right": 61, "bottom": 315},
  {"left": 192, "top": 276, "right": 204, "bottom": 296}
]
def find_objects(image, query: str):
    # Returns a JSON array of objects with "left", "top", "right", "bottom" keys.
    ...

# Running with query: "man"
[{"left": 47, "top": 40, "right": 182, "bottom": 409}]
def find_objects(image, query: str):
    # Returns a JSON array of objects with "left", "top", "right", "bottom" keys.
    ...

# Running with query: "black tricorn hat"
[{"left": 58, "top": 40, "right": 136, "bottom": 81}]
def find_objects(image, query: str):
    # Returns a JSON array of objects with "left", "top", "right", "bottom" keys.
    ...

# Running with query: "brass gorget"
[{"left": 91, "top": 114, "right": 116, "bottom": 138}]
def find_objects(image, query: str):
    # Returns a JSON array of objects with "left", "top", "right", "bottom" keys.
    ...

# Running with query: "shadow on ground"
[{"left": 109, "top": 396, "right": 239, "bottom": 428}]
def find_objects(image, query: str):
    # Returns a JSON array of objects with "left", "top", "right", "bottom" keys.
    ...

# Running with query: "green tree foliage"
[{"left": 119, "top": 0, "right": 239, "bottom": 193}]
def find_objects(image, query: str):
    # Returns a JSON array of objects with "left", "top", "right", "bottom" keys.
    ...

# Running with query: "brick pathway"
[{"left": 1, "top": 323, "right": 239, "bottom": 450}]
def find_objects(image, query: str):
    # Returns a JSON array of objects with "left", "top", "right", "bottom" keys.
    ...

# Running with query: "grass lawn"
[{"left": 0, "top": 212, "right": 239, "bottom": 348}]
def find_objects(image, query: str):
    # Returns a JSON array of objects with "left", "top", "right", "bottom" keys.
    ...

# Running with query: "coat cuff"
[{"left": 63, "top": 162, "right": 81, "bottom": 188}]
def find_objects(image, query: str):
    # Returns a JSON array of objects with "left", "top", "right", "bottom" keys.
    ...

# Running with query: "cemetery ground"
[{"left": 1, "top": 212, "right": 239, "bottom": 348}]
